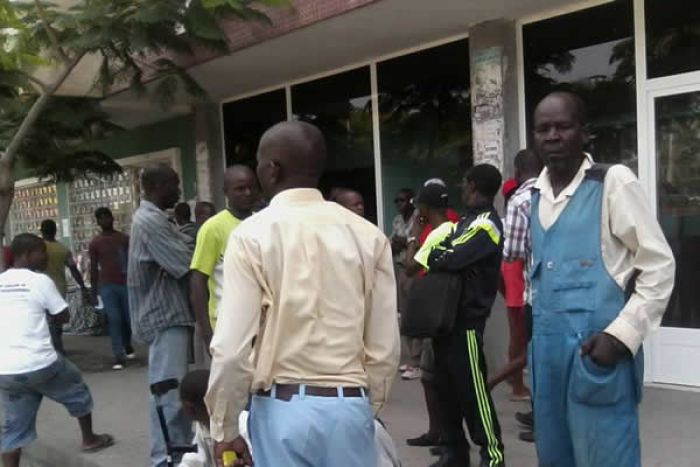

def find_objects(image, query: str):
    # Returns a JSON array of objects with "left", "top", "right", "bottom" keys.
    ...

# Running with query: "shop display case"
[
  {"left": 69, "top": 168, "right": 141, "bottom": 255},
  {"left": 9, "top": 183, "right": 59, "bottom": 238}
]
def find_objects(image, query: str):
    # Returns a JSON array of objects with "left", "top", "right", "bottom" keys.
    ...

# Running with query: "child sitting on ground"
[
  {"left": 179, "top": 370, "right": 253, "bottom": 467},
  {"left": 179, "top": 370, "right": 215, "bottom": 467},
  {"left": 179, "top": 369, "right": 401, "bottom": 467}
]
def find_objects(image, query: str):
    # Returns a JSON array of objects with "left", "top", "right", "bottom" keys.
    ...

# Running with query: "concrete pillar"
[
  {"left": 193, "top": 104, "right": 226, "bottom": 210},
  {"left": 468, "top": 19, "right": 522, "bottom": 374},
  {"left": 469, "top": 19, "right": 521, "bottom": 181}
]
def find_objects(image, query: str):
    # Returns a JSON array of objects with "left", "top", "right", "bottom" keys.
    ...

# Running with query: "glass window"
[
  {"left": 377, "top": 39, "right": 472, "bottom": 232},
  {"left": 523, "top": 0, "right": 637, "bottom": 169},
  {"left": 222, "top": 89, "right": 287, "bottom": 167},
  {"left": 655, "top": 91, "right": 700, "bottom": 328},
  {"left": 291, "top": 67, "right": 378, "bottom": 223},
  {"left": 646, "top": 0, "right": 700, "bottom": 79}
]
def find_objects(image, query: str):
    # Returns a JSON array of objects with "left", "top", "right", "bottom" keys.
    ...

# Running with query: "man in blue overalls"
[{"left": 529, "top": 91, "right": 676, "bottom": 467}]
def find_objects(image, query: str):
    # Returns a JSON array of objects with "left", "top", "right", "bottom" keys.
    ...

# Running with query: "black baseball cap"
[{"left": 415, "top": 182, "right": 449, "bottom": 208}]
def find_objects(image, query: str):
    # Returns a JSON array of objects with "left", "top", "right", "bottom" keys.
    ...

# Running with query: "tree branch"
[
  {"left": 1, "top": 52, "right": 85, "bottom": 166},
  {"left": 19, "top": 71, "right": 48, "bottom": 92},
  {"left": 34, "top": 0, "right": 69, "bottom": 63}
]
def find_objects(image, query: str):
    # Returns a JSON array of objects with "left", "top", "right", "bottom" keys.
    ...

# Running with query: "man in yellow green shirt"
[
  {"left": 40, "top": 219, "right": 89, "bottom": 354},
  {"left": 189, "top": 166, "right": 258, "bottom": 352}
]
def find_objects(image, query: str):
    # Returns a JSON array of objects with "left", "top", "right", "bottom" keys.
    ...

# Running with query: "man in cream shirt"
[
  {"left": 205, "top": 121, "right": 400, "bottom": 467},
  {"left": 529, "top": 91, "right": 675, "bottom": 467}
]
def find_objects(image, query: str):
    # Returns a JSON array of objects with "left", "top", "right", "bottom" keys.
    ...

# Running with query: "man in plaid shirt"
[{"left": 494, "top": 149, "right": 543, "bottom": 443}]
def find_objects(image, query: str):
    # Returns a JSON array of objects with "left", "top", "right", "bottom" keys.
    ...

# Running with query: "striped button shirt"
[{"left": 127, "top": 200, "right": 195, "bottom": 344}]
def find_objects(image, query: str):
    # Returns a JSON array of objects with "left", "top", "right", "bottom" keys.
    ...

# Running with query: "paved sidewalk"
[{"left": 6, "top": 335, "right": 700, "bottom": 467}]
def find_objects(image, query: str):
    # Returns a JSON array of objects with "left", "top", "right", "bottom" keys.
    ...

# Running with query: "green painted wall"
[{"left": 93, "top": 115, "right": 197, "bottom": 199}]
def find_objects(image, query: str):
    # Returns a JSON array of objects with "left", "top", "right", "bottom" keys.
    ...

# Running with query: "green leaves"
[
  {"left": 1, "top": 0, "right": 286, "bottom": 182},
  {"left": 0, "top": 95, "right": 123, "bottom": 181},
  {"left": 185, "top": 0, "right": 228, "bottom": 42}
]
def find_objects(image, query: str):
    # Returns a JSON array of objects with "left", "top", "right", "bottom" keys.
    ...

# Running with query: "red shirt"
[
  {"left": 88, "top": 232, "right": 129, "bottom": 285},
  {"left": 418, "top": 208, "right": 461, "bottom": 244},
  {"left": 3, "top": 247, "right": 12, "bottom": 269}
]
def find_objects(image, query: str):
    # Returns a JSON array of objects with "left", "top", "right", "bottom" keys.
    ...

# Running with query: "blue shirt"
[{"left": 127, "top": 200, "right": 194, "bottom": 343}]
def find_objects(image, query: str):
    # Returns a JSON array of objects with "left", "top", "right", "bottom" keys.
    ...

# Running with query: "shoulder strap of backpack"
[{"left": 584, "top": 162, "right": 614, "bottom": 183}]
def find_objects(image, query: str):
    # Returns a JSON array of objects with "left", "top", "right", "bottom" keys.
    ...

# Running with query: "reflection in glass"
[
  {"left": 377, "top": 39, "right": 471, "bottom": 230},
  {"left": 222, "top": 90, "right": 287, "bottom": 167},
  {"left": 524, "top": 0, "right": 637, "bottom": 169},
  {"left": 291, "top": 68, "right": 377, "bottom": 223},
  {"left": 646, "top": 0, "right": 700, "bottom": 79},
  {"left": 656, "top": 92, "right": 700, "bottom": 329}
]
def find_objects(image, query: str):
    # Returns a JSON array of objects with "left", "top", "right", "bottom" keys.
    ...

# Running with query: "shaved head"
[
  {"left": 224, "top": 165, "right": 255, "bottom": 191},
  {"left": 141, "top": 165, "right": 181, "bottom": 210},
  {"left": 223, "top": 164, "right": 257, "bottom": 218},
  {"left": 336, "top": 189, "right": 365, "bottom": 218},
  {"left": 256, "top": 121, "right": 326, "bottom": 198}
]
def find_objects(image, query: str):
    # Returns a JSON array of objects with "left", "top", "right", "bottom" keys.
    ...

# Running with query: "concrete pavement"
[{"left": 6, "top": 334, "right": 700, "bottom": 467}]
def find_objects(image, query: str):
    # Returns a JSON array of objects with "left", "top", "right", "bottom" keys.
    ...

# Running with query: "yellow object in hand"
[{"left": 223, "top": 451, "right": 238, "bottom": 466}]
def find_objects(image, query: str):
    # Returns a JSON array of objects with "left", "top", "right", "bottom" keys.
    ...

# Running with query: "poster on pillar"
[
  {"left": 472, "top": 46, "right": 504, "bottom": 171},
  {"left": 196, "top": 142, "right": 212, "bottom": 202}
]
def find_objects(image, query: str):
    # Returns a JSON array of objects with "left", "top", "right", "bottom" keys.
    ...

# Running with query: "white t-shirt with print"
[{"left": 0, "top": 268, "right": 68, "bottom": 374}]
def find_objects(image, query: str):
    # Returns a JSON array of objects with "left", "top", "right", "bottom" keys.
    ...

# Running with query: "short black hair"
[
  {"left": 541, "top": 89, "right": 588, "bottom": 126},
  {"left": 174, "top": 202, "right": 191, "bottom": 220},
  {"left": 40, "top": 219, "right": 57, "bottom": 237},
  {"left": 11, "top": 233, "right": 44, "bottom": 258},
  {"left": 141, "top": 164, "right": 176, "bottom": 193},
  {"left": 94, "top": 207, "right": 113, "bottom": 219},
  {"left": 466, "top": 164, "right": 503, "bottom": 199},
  {"left": 397, "top": 188, "right": 414, "bottom": 198},
  {"left": 195, "top": 201, "right": 215, "bottom": 215},
  {"left": 180, "top": 370, "right": 209, "bottom": 408},
  {"left": 514, "top": 149, "right": 543, "bottom": 174}
]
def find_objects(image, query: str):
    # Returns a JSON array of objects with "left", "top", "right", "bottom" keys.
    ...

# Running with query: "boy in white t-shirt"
[{"left": 0, "top": 234, "right": 114, "bottom": 467}]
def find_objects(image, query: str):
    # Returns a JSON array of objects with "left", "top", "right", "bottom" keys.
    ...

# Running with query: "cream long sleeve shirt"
[
  {"left": 205, "top": 188, "right": 401, "bottom": 442},
  {"left": 534, "top": 155, "right": 676, "bottom": 355}
]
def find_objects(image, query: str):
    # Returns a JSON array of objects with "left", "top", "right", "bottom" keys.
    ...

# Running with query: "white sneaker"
[
  {"left": 126, "top": 353, "right": 136, "bottom": 360},
  {"left": 399, "top": 364, "right": 409, "bottom": 372},
  {"left": 112, "top": 363, "right": 124, "bottom": 370},
  {"left": 401, "top": 367, "right": 421, "bottom": 380}
]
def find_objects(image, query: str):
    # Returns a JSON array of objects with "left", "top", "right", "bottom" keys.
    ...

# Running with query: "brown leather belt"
[{"left": 256, "top": 384, "right": 365, "bottom": 401}]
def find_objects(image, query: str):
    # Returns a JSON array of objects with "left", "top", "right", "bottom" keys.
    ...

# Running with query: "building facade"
[{"left": 13, "top": 0, "right": 699, "bottom": 387}]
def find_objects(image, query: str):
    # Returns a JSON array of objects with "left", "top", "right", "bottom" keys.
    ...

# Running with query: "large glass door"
[{"left": 647, "top": 84, "right": 700, "bottom": 386}]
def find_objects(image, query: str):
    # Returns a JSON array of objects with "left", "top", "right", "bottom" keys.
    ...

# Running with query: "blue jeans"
[
  {"left": 148, "top": 327, "right": 192, "bottom": 467},
  {"left": 249, "top": 385, "right": 376, "bottom": 467},
  {"left": 0, "top": 357, "right": 93, "bottom": 452},
  {"left": 100, "top": 283, "right": 132, "bottom": 362}
]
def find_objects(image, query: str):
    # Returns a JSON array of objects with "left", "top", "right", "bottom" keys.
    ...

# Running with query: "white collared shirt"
[{"left": 534, "top": 155, "right": 675, "bottom": 355}]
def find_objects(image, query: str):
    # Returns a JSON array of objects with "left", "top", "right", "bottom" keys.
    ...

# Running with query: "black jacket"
[{"left": 427, "top": 205, "right": 503, "bottom": 332}]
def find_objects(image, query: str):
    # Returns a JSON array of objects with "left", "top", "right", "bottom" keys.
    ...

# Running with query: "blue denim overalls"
[{"left": 530, "top": 168, "right": 644, "bottom": 467}]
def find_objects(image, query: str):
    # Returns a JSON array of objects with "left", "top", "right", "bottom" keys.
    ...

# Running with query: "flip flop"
[{"left": 82, "top": 434, "right": 115, "bottom": 453}]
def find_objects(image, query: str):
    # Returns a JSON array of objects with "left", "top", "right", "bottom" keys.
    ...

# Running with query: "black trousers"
[{"left": 433, "top": 327, "right": 505, "bottom": 465}]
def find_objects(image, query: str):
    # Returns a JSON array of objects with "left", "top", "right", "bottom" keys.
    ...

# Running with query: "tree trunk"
[
  {"left": 0, "top": 52, "right": 85, "bottom": 269},
  {"left": 0, "top": 159, "right": 14, "bottom": 271},
  {"left": 1, "top": 53, "right": 84, "bottom": 167}
]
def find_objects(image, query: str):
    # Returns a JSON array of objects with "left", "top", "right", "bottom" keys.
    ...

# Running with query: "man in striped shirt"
[{"left": 128, "top": 165, "right": 194, "bottom": 467}]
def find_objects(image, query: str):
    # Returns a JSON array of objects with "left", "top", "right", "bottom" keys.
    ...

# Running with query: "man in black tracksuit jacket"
[{"left": 426, "top": 164, "right": 505, "bottom": 467}]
